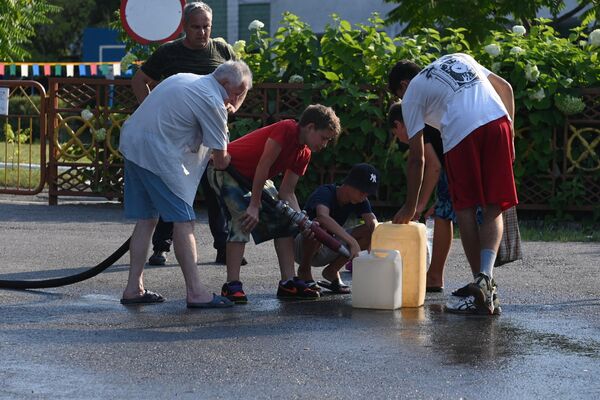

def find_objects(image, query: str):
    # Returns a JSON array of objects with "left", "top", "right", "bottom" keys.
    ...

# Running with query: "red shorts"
[{"left": 444, "top": 116, "right": 518, "bottom": 211}]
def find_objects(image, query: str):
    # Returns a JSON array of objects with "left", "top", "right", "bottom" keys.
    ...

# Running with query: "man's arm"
[
  {"left": 488, "top": 72, "right": 514, "bottom": 123},
  {"left": 488, "top": 72, "right": 515, "bottom": 159},
  {"left": 211, "top": 149, "right": 231, "bottom": 170},
  {"left": 131, "top": 69, "right": 158, "bottom": 104},
  {"left": 393, "top": 130, "right": 425, "bottom": 224}
]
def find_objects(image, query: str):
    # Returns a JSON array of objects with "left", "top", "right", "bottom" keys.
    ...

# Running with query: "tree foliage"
[
  {"left": 23, "top": 0, "right": 120, "bottom": 61},
  {"left": 383, "top": 0, "right": 599, "bottom": 42},
  {"left": 0, "top": 0, "right": 60, "bottom": 61}
]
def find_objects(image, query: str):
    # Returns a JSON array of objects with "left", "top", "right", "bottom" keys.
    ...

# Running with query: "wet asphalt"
[{"left": 0, "top": 194, "right": 599, "bottom": 400}]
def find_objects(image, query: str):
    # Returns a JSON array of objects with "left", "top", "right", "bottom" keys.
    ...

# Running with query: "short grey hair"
[
  {"left": 184, "top": 2, "right": 212, "bottom": 23},
  {"left": 213, "top": 60, "right": 253, "bottom": 90}
]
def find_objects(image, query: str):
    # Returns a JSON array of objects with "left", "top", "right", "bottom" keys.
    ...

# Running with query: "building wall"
[{"left": 210, "top": 0, "right": 403, "bottom": 42}]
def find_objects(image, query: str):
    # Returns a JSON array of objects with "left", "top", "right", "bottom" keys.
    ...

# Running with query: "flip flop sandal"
[
  {"left": 120, "top": 289, "right": 165, "bottom": 305},
  {"left": 187, "top": 294, "right": 234, "bottom": 309},
  {"left": 305, "top": 280, "right": 322, "bottom": 292},
  {"left": 317, "top": 279, "right": 351, "bottom": 294}
]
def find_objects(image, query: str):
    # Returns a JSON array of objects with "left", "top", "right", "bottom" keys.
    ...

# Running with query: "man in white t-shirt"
[
  {"left": 119, "top": 60, "right": 252, "bottom": 308},
  {"left": 388, "top": 53, "right": 518, "bottom": 315}
]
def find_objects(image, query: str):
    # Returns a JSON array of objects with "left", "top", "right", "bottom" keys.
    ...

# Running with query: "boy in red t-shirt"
[{"left": 207, "top": 104, "right": 341, "bottom": 303}]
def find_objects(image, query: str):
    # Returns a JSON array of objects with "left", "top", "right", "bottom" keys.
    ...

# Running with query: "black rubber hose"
[{"left": 0, "top": 238, "right": 130, "bottom": 290}]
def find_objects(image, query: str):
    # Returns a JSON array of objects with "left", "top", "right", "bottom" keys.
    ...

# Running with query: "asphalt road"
[{"left": 1, "top": 194, "right": 599, "bottom": 399}]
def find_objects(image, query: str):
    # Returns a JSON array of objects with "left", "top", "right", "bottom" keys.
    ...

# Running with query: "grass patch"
[
  {"left": 518, "top": 221, "right": 599, "bottom": 242},
  {"left": 368, "top": 210, "right": 599, "bottom": 243},
  {"left": 0, "top": 141, "right": 47, "bottom": 164},
  {"left": 0, "top": 166, "right": 43, "bottom": 189}
]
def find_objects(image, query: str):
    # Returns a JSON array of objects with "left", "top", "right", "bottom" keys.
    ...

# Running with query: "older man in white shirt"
[{"left": 119, "top": 60, "right": 252, "bottom": 308}]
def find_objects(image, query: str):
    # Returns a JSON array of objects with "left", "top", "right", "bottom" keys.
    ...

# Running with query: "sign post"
[{"left": 120, "top": 0, "right": 186, "bottom": 44}]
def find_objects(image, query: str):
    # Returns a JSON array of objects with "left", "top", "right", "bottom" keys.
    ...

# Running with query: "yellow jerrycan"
[
  {"left": 370, "top": 222, "right": 426, "bottom": 307},
  {"left": 352, "top": 249, "right": 403, "bottom": 310}
]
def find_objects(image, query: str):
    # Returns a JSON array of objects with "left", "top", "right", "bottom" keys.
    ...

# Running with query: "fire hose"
[
  {"left": 0, "top": 239, "right": 130, "bottom": 290},
  {"left": 224, "top": 165, "right": 351, "bottom": 258},
  {"left": 0, "top": 166, "right": 349, "bottom": 290}
]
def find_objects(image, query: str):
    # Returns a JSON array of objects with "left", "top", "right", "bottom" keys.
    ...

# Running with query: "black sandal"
[{"left": 317, "top": 279, "right": 351, "bottom": 294}]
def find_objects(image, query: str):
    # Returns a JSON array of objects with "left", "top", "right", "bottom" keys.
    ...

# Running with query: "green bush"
[
  {"left": 114, "top": 12, "right": 600, "bottom": 215},
  {"left": 232, "top": 14, "right": 600, "bottom": 214}
]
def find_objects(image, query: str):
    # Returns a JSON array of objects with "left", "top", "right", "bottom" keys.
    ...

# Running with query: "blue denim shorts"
[
  {"left": 123, "top": 159, "right": 195, "bottom": 222},
  {"left": 207, "top": 165, "right": 298, "bottom": 244},
  {"left": 434, "top": 170, "right": 457, "bottom": 223}
]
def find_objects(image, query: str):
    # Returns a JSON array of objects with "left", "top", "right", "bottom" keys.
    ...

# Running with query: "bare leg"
[
  {"left": 322, "top": 224, "right": 371, "bottom": 282},
  {"left": 456, "top": 207, "right": 481, "bottom": 277},
  {"left": 479, "top": 205, "right": 503, "bottom": 251},
  {"left": 172, "top": 221, "right": 212, "bottom": 303},
  {"left": 226, "top": 241, "right": 246, "bottom": 282},
  {"left": 274, "top": 237, "right": 295, "bottom": 281},
  {"left": 297, "top": 236, "right": 320, "bottom": 281},
  {"left": 426, "top": 218, "right": 453, "bottom": 288},
  {"left": 122, "top": 218, "right": 157, "bottom": 299}
]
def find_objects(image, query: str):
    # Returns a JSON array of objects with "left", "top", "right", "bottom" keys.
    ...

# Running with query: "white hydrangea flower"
[
  {"left": 525, "top": 64, "right": 540, "bottom": 82},
  {"left": 491, "top": 62, "right": 502, "bottom": 72},
  {"left": 80, "top": 109, "right": 94, "bottom": 121},
  {"left": 233, "top": 40, "right": 246, "bottom": 53},
  {"left": 288, "top": 74, "right": 304, "bottom": 83},
  {"left": 530, "top": 88, "right": 545, "bottom": 101},
  {"left": 510, "top": 46, "right": 525, "bottom": 55},
  {"left": 555, "top": 94, "right": 586, "bottom": 115},
  {"left": 588, "top": 29, "right": 600, "bottom": 46},
  {"left": 484, "top": 43, "right": 501, "bottom": 57},
  {"left": 512, "top": 25, "right": 526, "bottom": 36},
  {"left": 94, "top": 128, "right": 106, "bottom": 142},
  {"left": 248, "top": 20, "right": 265, "bottom": 31}
]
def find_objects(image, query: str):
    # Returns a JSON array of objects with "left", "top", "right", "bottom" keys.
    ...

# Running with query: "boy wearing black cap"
[{"left": 294, "top": 163, "right": 379, "bottom": 294}]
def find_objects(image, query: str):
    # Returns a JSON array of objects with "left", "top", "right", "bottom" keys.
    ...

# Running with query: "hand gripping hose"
[
  {"left": 225, "top": 165, "right": 351, "bottom": 258},
  {"left": 0, "top": 238, "right": 130, "bottom": 290}
]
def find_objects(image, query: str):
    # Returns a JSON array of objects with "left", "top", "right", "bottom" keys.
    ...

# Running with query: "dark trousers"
[{"left": 152, "top": 171, "right": 228, "bottom": 253}]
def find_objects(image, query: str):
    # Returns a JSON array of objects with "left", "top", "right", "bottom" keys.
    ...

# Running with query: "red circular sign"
[{"left": 120, "top": 0, "right": 186, "bottom": 44}]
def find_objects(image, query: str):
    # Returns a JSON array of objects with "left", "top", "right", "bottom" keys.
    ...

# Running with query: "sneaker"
[
  {"left": 451, "top": 283, "right": 470, "bottom": 297},
  {"left": 215, "top": 249, "right": 248, "bottom": 266},
  {"left": 148, "top": 251, "right": 167, "bottom": 266},
  {"left": 221, "top": 280, "right": 248, "bottom": 304},
  {"left": 445, "top": 295, "right": 480, "bottom": 314},
  {"left": 467, "top": 273, "right": 495, "bottom": 315},
  {"left": 445, "top": 294, "right": 501, "bottom": 315},
  {"left": 277, "top": 277, "right": 320, "bottom": 299},
  {"left": 492, "top": 286, "right": 502, "bottom": 315}
]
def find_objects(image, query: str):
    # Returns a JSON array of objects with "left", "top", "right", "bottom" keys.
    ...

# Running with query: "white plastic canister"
[{"left": 352, "top": 249, "right": 403, "bottom": 310}]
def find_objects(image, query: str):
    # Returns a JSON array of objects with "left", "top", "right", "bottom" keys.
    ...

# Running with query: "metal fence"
[{"left": 1, "top": 79, "right": 598, "bottom": 211}]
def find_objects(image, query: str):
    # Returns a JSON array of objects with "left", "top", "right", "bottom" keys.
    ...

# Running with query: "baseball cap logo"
[{"left": 370, "top": 173, "right": 377, "bottom": 183}]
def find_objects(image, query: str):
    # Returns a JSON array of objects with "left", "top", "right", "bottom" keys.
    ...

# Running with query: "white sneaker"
[{"left": 445, "top": 295, "right": 479, "bottom": 314}]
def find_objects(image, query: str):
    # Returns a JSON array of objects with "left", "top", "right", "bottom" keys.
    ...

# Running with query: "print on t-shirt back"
[{"left": 422, "top": 56, "right": 480, "bottom": 92}]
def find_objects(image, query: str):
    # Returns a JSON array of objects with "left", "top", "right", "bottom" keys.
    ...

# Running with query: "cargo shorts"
[{"left": 207, "top": 164, "right": 298, "bottom": 244}]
